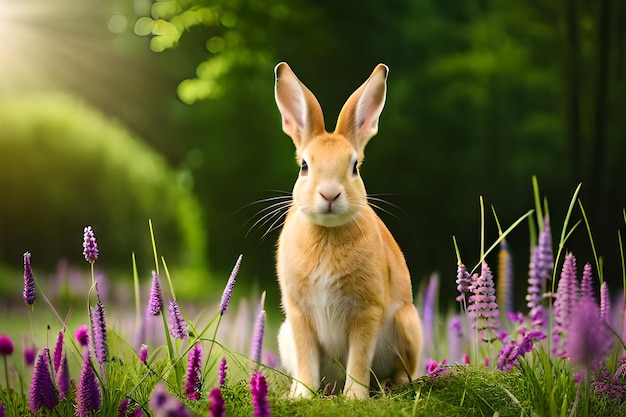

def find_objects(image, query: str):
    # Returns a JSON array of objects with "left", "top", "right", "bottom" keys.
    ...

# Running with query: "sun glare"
[{"left": 0, "top": 0, "right": 139, "bottom": 97}]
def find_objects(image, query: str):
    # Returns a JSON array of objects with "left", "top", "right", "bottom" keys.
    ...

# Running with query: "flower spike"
[
  {"left": 23, "top": 252, "right": 36, "bottom": 306},
  {"left": 82, "top": 226, "right": 99, "bottom": 263},
  {"left": 220, "top": 254, "right": 243, "bottom": 315}
]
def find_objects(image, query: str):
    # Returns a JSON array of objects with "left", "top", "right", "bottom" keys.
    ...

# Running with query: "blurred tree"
[
  {"left": 124, "top": 0, "right": 626, "bottom": 304},
  {"left": 0, "top": 93, "right": 207, "bottom": 292}
]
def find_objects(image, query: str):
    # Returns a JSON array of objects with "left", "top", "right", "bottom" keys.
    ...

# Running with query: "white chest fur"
[{"left": 302, "top": 262, "right": 358, "bottom": 359}]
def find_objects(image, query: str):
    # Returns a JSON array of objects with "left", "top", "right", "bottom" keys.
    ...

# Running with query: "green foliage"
[
  {"left": 118, "top": 0, "right": 626, "bottom": 294},
  {"left": 0, "top": 93, "right": 207, "bottom": 282}
]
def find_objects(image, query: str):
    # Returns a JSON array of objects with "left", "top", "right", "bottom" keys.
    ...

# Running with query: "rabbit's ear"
[
  {"left": 274, "top": 62, "right": 325, "bottom": 149},
  {"left": 335, "top": 64, "right": 388, "bottom": 154}
]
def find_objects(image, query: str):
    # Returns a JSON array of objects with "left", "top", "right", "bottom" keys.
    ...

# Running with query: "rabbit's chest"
[{"left": 302, "top": 263, "right": 360, "bottom": 356}]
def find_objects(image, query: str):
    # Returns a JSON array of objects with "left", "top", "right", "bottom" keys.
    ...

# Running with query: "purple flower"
[
  {"left": 250, "top": 293, "right": 266, "bottom": 367},
  {"left": 139, "top": 344, "right": 148, "bottom": 364},
  {"left": 76, "top": 352, "right": 102, "bottom": 417},
  {"left": 526, "top": 218, "right": 553, "bottom": 327},
  {"left": 497, "top": 240, "right": 514, "bottom": 314},
  {"left": 185, "top": 343, "right": 203, "bottom": 400},
  {"left": 209, "top": 386, "right": 226, "bottom": 417},
  {"left": 83, "top": 226, "right": 99, "bottom": 263},
  {"left": 220, "top": 254, "right": 243, "bottom": 315},
  {"left": 447, "top": 315, "right": 464, "bottom": 364},
  {"left": 56, "top": 354, "right": 70, "bottom": 400},
  {"left": 467, "top": 262, "right": 500, "bottom": 340},
  {"left": 168, "top": 301, "right": 188, "bottom": 339},
  {"left": 150, "top": 382, "right": 191, "bottom": 417},
  {"left": 0, "top": 335, "right": 13, "bottom": 356},
  {"left": 118, "top": 398, "right": 130, "bottom": 416},
  {"left": 600, "top": 282, "right": 610, "bottom": 321},
  {"left": 29, "top": 348, "right": 59, "bottom": 414},
  {"left": 23, "top": 252, "right": 36, "bottom": 306},
  {"left": 75, "top": 324, "right": 90, "bottom": 348},
  {"left": 422, "top": 273, "right": 439, "bottom": 357},
  {"left": 567, "top": 297, "right": 614, "bottom": 372},
  {"left": 0, "top": 401, "right": 4, "bottom": 417},
  {"left": 148, "top": 271, "right": 163, "bottom": 316},
  {"left": 553, "top": 253, "right": 578, "bottom": 356},
  {"left": 24, "top": 344, "right": 36, "bottom": 366},
  {"left": 455, "top": 263, "right": 471, "bottom": 303},
  {"left": 580, "top": 263, "right": 595, "bottom": 302},
  {"left": 218, "top": 356, "right": 227, "bottom": 386},
  {"left": 53, "top": 330, "right": 64, "bottom": 374},
  {"left": 425, "top": 358, "right": 448, "bottom": 377},
  {"left": 91, "top": 302, "right": 109, "bottom": 365},
  {"left": 497, "top": 330, "right": 546, "bottom": 371},
  {"left": 250, "top": 372, "right": 271, "bottom": 417}
]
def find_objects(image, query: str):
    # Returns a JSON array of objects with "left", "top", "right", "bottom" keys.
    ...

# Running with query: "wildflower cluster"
[
  {"left": 2, "top": 226, "right": 273, "bottom": 416},
  {"left": 437, "top": 205, "right": 625, "bottom": 411}
]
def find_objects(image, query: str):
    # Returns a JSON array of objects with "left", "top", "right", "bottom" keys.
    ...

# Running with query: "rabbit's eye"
[
  {"left": 300, "top": 160, "right": 309, "bottom": 176},
  {"left": 352, "top": 160, "right": 358, "bottom": 176}
]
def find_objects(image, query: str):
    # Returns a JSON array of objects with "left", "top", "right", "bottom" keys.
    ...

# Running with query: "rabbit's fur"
[{"left": 274, "top": 63, "right": 423, "bottom": 399}]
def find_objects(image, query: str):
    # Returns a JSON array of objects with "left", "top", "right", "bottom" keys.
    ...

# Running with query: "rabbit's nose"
[{"left": 318, "top": 185, "right": 342, "bottom": 202}]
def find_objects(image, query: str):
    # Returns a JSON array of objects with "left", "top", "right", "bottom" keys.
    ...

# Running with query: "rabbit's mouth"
[{"left": 302, "top": 204, "right": 356, "bottom": 228}]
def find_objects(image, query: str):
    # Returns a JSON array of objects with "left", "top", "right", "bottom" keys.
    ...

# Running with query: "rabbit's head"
[{"left": 274, "top": 63, "right": 388, "bottom": 227}]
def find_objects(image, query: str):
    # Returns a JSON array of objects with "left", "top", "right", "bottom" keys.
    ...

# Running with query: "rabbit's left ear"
[
  {"left": 274, "top": 62, "right": 325, "bottom": 150},
  {"left": 335, "top": 64, "right": 388, "bottom": 155}
]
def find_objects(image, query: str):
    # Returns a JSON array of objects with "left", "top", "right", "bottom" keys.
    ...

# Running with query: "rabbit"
[{"left": 273, "top": 62, "right": 423, "bottom": 399}]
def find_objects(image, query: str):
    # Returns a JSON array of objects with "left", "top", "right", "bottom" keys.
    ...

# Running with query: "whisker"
[
  {"left": 366, "top": 195, "right": 413, "bottom": 228},
  {"left": 261, "top": 211, "right": 289, "bottom": 241},
  {"left": 235, "top": 194, "right": 292, "bottom": 214},
  {"left": 245, "top": 202, "right": 292, "bottom": 238}
]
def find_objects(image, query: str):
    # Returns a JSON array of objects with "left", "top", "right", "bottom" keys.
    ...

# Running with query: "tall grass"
[{"left": 1, "top": 178, "right": 626, "bottom": 416}]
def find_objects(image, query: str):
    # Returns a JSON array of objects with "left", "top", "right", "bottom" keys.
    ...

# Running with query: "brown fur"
[{"left": 274, "top": 63, "right": 423, "bottom": 399}]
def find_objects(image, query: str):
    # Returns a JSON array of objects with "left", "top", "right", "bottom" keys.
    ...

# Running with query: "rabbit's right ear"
[{"left": 274, "top": 63, "right": 325, "bottom": 149}]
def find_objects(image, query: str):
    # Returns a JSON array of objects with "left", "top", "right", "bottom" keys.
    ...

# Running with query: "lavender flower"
[
  {"left": 118, "top": 398, "right": 130, "bottom": 416},
  {"left": 0, "top": 335, "right": 13, "bottom": 356},
  {"left": 250, "top": 293, "right": 266, "bottom": 367},
  {"left": 526, "top": 218, "right": 553, "bottom": 327},
  {"left": 250, "top": 372, "right": 271, "bottom": 417},
  {"left": 425, "top": 358, "right": 448, "bottom": 377},
  {"left": 148, "top": 271, "right": 163, "bottom": 316},
  {"left": 497, "top": 330, "right": 546, "bottom": 371},
  {"left": 76, "top": 352, "right": 102, "bottom": 417},
  {"left": 0, "top": 401, "right": 4, "bottom": 417},
  {"left": 218, "top": 356, "right": 227, "bottom": 386},
  {"left": 580, "top": 263, "right": 595, "bottom": 302},
  {"left": 56, "top": 354, "right": 70, "bottom": 400},
  {"left": 185, "top": 343, "right": 203, "bottom": 400},
  {"left": 553, "top": 253, "right": 578, "bottom": 356},
  {"left": 600, "top": 282, "right": 610, "bottom": 321},
  {"left": 455, "top": 263, "right": 471, "bottom": 303},
  {"left": 139, "top": 344, "right": 148, "bottom": 364},
  {"left": 150, "top": 382, "right": 191, "bottom": 417},
  {"left": 91, "top": 301, "right": 109, "bottom": 365},
  {"left": 168, "top": 300, "right": 188, "bottom": 339},
  {"left": 75, "top": 324, "right": 90, "bottom": 348},
  {"left": 0, "top": 335, "right": 13, "bottom": 391},
  {"left": 23, "top": 252, "right": 36, "bottom": 306},
  {"left": 29, "top": 348, "right": 59, "bottom": 414},
  {"left": 467, "top": 262, "right": 499, "bottom": 340},
  {"left": 567, "top": 296, "right": 614, "bottom": 372},
  {"left": 497, "top": 240, "right": 514, "bottom": 314},
  {"left": 53, "top": 330, "right": 64, "bottom": 374},
  {"left": 220, "top": 254, "right": 243, "bottom": 315},
  {"left": 209, "top": 387, "right": 226, "bottom": 417},
  {"left": 82, "top": 226, "right": 99, "bottom": 263},
  {"left": 24, "top": 344, "right": 36, "bottom": 366},
  {"left": 447, "top": 316, "right": 464, "bottom": 364}
]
